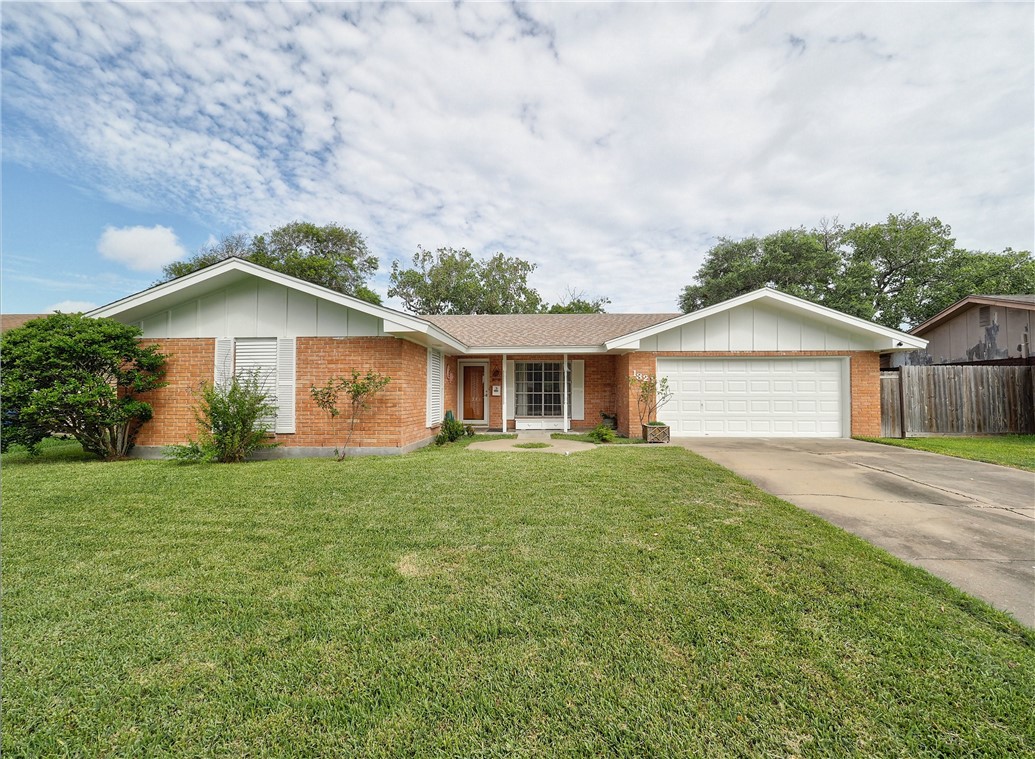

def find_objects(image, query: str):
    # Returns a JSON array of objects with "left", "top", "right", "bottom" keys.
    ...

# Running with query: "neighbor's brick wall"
[
  {"left": 621, "top": 350, "right": 883, "bottom": 438},
  {"left": 134, "top": 339, "right": 215, "bottom": 446}
]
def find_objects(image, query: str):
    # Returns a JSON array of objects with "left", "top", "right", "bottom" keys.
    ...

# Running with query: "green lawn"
[
  {"left": 551, "top": 432, "right": 647, "bottom": 444},
  {"left": 3, "top": 439, "right": 1033, "bottom": 756},
  {"left": 856, "top": 435, "right": 1035, "bottom": 472}
]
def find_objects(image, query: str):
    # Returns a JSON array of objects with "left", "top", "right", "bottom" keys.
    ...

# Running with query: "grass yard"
[
  {"left": 856, "top": 434, "right": 1035, "bottom": 472},
  {"left": 3, "top": 439, "right": 1034, "bottom": 757},
  {"left": 551, "top": 432, "right": 646, "bottom": 445}
]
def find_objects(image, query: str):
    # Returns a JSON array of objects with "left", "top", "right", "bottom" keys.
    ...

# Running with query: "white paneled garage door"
[{"left": 657, "top": 358, "right": 846, "bottom": 437}]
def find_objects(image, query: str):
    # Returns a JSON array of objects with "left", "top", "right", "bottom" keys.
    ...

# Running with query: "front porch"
[{"left": 444, "top": 353, "right": 641, "bottom": 435}]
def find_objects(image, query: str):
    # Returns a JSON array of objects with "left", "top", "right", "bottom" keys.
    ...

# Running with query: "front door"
[{"left": 460, "top": 363, "right": 487, "bottom": 424}]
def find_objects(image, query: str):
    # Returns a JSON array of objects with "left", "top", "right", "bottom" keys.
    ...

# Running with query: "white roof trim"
[
  {"left": 461, "top": 345, "right": 608, "bottom": 355},
  {"left": 604, "top": 288, "right": 928, "bottom": 351},
  {"left": 86, "top": 257, "right": 467, "bottom": 352}
]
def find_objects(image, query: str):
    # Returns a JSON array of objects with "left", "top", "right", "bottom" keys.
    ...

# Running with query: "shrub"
[
  {"left": 0, "top": 313, "right": 166, "bottom": 459},
  {"left": 167, "top": 371, "right": 277, "bottom": 463},
  {"left": 311, "top": 369, "right": 391, "bottom": 460},
  {"left": 588, "top": 424, "right": 616, "bottom": 443},
  {"left": 628, "top": 371, "right": 674, "bottom": 427},
  {"left": 436, "top": 415, "right": 467, "bottom": 445}
]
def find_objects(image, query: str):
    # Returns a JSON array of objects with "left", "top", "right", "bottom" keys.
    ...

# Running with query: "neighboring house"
[
  {"left": 1, "top": 314, "right": 45, "bottom": 333},
  {"left": 86, "top": 259, "right": 925, "bottom": 455},
  {"left": 889, "top": 295, "right": 1035, "bottom": 367}
]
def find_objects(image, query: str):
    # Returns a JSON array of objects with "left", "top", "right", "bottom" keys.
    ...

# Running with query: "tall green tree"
[
  {"left": 160, "top": 223, "right": 381, "bottom": 304},
  {"left": 0, "top": 314, "right": 167, "bottom": 459},
  {"left": 678, "top": 213, "right": 1033, "bottom": 329},
  {"left": 389, "top": 247, "right": 544, "bottom": 314},
  {"left": 830, "top": 213, "right": 956, "bottom": 327}
]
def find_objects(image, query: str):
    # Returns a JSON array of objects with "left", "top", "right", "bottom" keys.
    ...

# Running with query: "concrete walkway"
[
  {"left": 468, "top": 431, "right": 596, "bottom": 455},
  {"left": 679, "top": 438, "right": 1035, "bottom": 627}
]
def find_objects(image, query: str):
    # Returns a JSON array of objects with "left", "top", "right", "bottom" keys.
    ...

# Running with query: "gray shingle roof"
[{"left": 422, "top": 313, "right": 682, "bottom": 348}]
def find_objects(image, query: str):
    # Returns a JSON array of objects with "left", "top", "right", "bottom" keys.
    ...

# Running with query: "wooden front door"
[{"left": 462, "top": 365, "right": 486, "bottom": 422}]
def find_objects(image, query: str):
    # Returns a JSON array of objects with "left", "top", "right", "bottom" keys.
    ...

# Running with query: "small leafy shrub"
[
  {"left": 464, "top": 424, "right": 475, "bottom": 437},
  {"left": 167, "top": 371, "right": 277, "bottom": 463},
  {"left": 588, "top": 424, "right": 616, "bottom": 443},
  {"left": 436, "top": 415, "right": 467, "bottom": 445},
  {"left": 311, "top": 369, "right": 391, "bottom": 460}
]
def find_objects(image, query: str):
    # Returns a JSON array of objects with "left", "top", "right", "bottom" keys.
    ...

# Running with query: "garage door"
[{"left": 657, "top": 358, "right": 845, "bottom": 437}]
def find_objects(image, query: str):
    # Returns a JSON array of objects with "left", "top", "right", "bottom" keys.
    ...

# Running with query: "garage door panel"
[{"left": 659, "top": 358, "right": 844, "bottom": 438}]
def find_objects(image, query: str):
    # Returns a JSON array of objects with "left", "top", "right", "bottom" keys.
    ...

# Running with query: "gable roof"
[
  {"left": 911, "top": 294, "right": 1035, "bottom": 335},
  {"left": 1, "top": 314, "right": 46, "bottom": 333},
  {"left": 422, "top": 313, "right": 680, "bottom": 351},
  {"left": 603, "top": 288, "right": 927, "bottom": 351},
  {"left": 86, "top": 257, "right": 467, "bottom": 352},
  {"left": 83, "top": 260, "right": 925, "bottom": 354}
]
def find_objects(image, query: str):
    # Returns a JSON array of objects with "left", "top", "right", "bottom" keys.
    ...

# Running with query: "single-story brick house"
[{"left": 87, "top": 258, "right": 926, "bottom": 456}]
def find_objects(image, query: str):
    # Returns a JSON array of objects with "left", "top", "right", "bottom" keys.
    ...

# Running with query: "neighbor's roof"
[
  {"left": 423, "top": 313, "right": 681, "bottom": 349},
  {"left": 1, "top": 314, "right": 45, "bottom": 333},
  {"left": 912, "top": 294, "right": 1035, "bottom": 335}
]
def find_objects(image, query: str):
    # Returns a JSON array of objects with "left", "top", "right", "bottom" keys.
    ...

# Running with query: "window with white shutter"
[
  {"left": 426, "top": 348, "right": 444, "bottom": 426},
  {"left": 213, "top": 337, "right": 296, "bottom": 434}
]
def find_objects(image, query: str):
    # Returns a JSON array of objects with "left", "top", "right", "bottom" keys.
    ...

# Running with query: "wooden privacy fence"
[{"left": 880, "top": 365, "right": 1034, "bottom": 437}]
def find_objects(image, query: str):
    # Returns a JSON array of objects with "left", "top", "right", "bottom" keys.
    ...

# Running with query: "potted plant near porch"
[{"left": 629, "top": 371, "right": 674, "bottom": 443}]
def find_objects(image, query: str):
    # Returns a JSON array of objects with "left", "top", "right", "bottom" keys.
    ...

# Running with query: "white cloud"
[
  {"left": 47, "top": 300, "right": 97, "bottom": 313},
  {"left": 96, "top": 225, "right": 187, "bottom": 272},
  {"left": 3, "top": 3, "right": 1032, "bottom": 310}
]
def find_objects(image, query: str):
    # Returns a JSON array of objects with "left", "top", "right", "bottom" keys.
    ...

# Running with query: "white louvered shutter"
[
  {"left": 214, "top": 338, "right": 234, "bottom": 387},
  {"left": 234, "top": 338, "right": 278, "bottom": 430},
  {"left": 276, "top": 338, "right": 296, "bottom": 434},
  {"left": 570, "top": 360, "right": 585, "bottom": 420},
  {"left": 506, "top": 361, "right": 516, "bottom": 419},
  {"left": 426, "top": 348, "right": 443, "bottom": 426}
]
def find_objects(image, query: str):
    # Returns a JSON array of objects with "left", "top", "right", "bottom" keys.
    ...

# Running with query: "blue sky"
[{"left": 2, "top": 2, "right": 1033, "bottom": 315}]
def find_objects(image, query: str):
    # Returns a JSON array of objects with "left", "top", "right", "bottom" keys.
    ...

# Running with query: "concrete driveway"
[{"left": 678, "top": 438, "right": 1035, "bottom": 628}]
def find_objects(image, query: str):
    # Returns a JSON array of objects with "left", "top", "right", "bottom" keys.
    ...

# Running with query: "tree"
[
  {"left": 160, "top": 223, "right": 382, "bottom": 304},
  {"left": 310, "top": 369, "right": 392, "bottom": 460},
  {"left": 0, "top": 314, "right": 166, "bottom": 459},
  {"left": 831, "top": 213, "right": 956, "bottom": 327},
  {"left": 678, "top": 213, "right": 1033, "bottom": 329},
  {"left": 547, "top": 288, "right": 611, "bottom": 314},
  {"left": 161, "top": 233, "right": 250, "bottom": 281},
  {"left": 388, "top": 247, "right": 544, "bottom": 314},
  {"left": 678, "top": 231, "right": 837, "bottom": 312}
]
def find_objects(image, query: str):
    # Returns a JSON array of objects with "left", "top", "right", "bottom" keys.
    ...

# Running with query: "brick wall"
[
  {"left": 134, "top": 338, "right": 214, "bottom": 447},
  {"left": 286, "top": 336, "right": 434, "bottom": 449},
  {"left": 139, "top": 336, "right": 438, "bottom": 450}
]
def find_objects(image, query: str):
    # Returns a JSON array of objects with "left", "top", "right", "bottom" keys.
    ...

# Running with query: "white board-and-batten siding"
[
  {"left": 134, "top": 280, "right": 386, "bottom": 338},
  {"left": 637, "top": 303, "right": 878, "bottom": 353}
]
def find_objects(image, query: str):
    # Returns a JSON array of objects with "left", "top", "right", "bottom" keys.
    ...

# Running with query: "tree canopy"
[
  {"left": 679, "top": 213, "right": 1035, "bottom": 329},
  {"left": 546, "top": 288, "right": 611, "bottom": 314},
  {"left": 0, "top": 314, "right": 167, "bottom": 459},
  {"left": 388, "top": 247, "right": 545, "bottom": 314},
  {"left": 160, "top": 222, "right": 381, "bottom": 304}
]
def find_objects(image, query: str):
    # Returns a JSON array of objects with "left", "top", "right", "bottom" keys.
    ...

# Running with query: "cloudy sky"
[{"left": 2, "top": 2, "right": 1032, "bottom": 314}]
